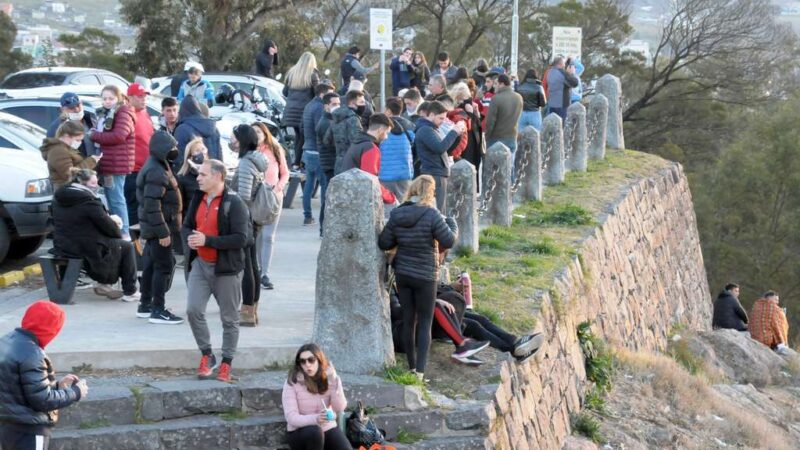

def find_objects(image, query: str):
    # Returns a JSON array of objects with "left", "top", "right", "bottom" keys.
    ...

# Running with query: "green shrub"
[
  {"left": 572, "top": 412, "right": 605, "bottom": 444},
  {"left": 668, "top": 338, "right": 704, "bottom": 375},
  {"left": 396, "top": 428, "right": 425, "bottom": 444},
  {"left": 384, "top": 365, "right": 424, "bottom": 387},
  {"left": 577, "top": 321, "right": 615, "bottom": 392}
]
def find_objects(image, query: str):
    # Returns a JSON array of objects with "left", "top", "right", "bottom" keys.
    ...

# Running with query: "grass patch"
[
  {"left": 78, "top": 419, "right": 111, "bottom": 429},
  {"left": 667, "top": 338, "right": 705, "bottom": 375},
  {"left": 219, "top": 409, "right": 248, "bottom": 421},
  {"left": 395, "top": 428, "right": 426, "bottom": 444},
  {"left": 384, "top": 365, "right": 425, "bottom": 387},
  {"left": 584, "top": 385, "right": 607, "bottom": 413},
  {"left": 578, "top": 322, "right": 615, "bottom": 392},
  {"left": 129, "top": 386, "right": 153, "bottom": 425},
  {"left": 450, "top": 151, "right": 669, "bottom": 334},
  {"left": 572, "top": 412, "right": 605, "bottom": 444}
]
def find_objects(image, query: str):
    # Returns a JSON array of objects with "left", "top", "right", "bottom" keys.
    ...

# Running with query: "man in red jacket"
[
  {"left": 126, "top": 83, "right": 155, "bottom": 227},
  {"left": 340, "top": 113, "right": 396, "bottom": 208}
]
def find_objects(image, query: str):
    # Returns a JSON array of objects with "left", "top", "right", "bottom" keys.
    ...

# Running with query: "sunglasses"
[{"left": 299, "top": 356, "right": 317, "bottom": 365}]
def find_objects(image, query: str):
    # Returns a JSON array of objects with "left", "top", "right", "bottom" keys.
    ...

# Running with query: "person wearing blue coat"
[
  {"left": 173, "top": 96, "right": 222, "bottom": 172},
  {"left": 379, "top": 98, "right": 415, "bottom": 202},
  {"left": 390, "top": 48, "right": 414, "bottom": 96},
  {"left": 300, "top": 84, "right": 334, "bottom": 225},
  {"left": 415, "top": 101, "right": 464, "bottom": 212}
]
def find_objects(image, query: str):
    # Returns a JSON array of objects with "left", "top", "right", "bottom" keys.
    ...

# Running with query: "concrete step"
[
  {"left": 51, "top": 410, "right": 484, "bottom": 450},
  {"left": 58, "top": 372, "right": 427, "bottom": 429}
]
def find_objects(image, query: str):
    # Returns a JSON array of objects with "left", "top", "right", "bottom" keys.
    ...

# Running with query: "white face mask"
[
  {"left": 329, "top": 106, "right": 340, "bottom": 114},
  {"left": 70, "top": 139, "right": 82, "bottom": 150},
  {"left": 68, "top": 112, "right": 83, "bottom": 121}
]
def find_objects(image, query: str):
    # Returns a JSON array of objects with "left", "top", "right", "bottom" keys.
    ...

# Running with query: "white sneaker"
[{"left": 121, "top": 291, "right": 141, "bottom": 302}]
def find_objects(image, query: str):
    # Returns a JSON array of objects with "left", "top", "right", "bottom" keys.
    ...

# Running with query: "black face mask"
[
  {"left": 167, "top": 149, "right": 179, "bottom": 162},
  {"left": 191, "top": 154, "right": 205, "bottom": 164},
  {"left": 355, "top": 105, "right": 366, "bottom": 116}
]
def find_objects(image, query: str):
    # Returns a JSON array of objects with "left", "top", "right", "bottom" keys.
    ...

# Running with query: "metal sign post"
[
  {"left": 510, "top": 0, "right": 519, "bottom": 78},
  {"left": 369, "top": 8, "right": 393, "bottom": 112}
]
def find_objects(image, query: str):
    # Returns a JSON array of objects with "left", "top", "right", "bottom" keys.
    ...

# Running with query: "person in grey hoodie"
[
  {"left": 415, "top": 101, "right": 465, "bottom": 212},
  {"left": 232, "top": 125, "right": 267, "bottom": 327},
  {"left": 327, "top": 90, "right": 365, "bottom": 174},
  {"left": 430, "top": 51, "right": 460, "bottom": 85},
  {"left": 545, "top": 57, "right": 579, "bottom": 121}
]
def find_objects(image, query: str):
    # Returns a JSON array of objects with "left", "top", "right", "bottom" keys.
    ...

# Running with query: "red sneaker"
[
  {"left": 216, "top": 362, "right": 232, "bottom": 382},
  {"left": 197, "top": 354, "right": 217, "bottom": 379}
]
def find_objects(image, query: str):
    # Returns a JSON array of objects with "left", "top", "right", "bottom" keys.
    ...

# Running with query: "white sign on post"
[
  {"left": 552, "top": 26, "right": 582, "bottom": 60},
  {"left": 369, "top": 8, "right": 393, "bottom": 50}
]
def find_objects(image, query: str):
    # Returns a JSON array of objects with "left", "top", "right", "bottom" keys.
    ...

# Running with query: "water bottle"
[{"left": 460, "top": 271, "right": 473, "bottom": 310}]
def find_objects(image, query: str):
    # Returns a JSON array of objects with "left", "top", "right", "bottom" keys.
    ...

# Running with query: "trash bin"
[{"left": 283, "top": 171, "right": 306, "bottom": 209}]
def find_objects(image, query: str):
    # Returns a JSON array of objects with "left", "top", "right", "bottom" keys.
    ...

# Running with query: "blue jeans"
[
  {"left": 105, "top": 174, "right": 130, "bottom": 236},
  {"left": 301, "top": 151, "right": 320, "bottom": 219},
  {"left": 518, "top": 110, "right": 542, "bottom": 132}
]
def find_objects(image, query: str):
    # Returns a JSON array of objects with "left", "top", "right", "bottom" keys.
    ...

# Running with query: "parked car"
[
  {"left": 149, "top": 72, "right": 285, "bottom": 113},
  {"left": 0, "top": 146, "right": 52, "bottom": 263},
  {"left": 0, "top": 67, "right": 129, "bottom": 91},
  {"left": 0, "top": 96, "right": 162, "bottom": 132},
  {"left": 0, "top": 111, "right": 46, "bottom": 152}
]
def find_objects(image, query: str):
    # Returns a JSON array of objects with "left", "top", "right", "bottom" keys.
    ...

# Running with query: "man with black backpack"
[
  {"left": 379, "top": 97, "right": 415, "bottom": 202},
  {"left": 183, "top": 159, "right": 250, "bottom": 383}
]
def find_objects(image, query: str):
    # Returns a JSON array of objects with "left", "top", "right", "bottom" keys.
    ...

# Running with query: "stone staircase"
[{"left": 51, "top": 371, "right": 491, "bottom": 450}]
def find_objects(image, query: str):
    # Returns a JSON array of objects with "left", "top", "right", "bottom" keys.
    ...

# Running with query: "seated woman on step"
[{"left": 281, "top": 343, "right": 350, "bottom": 450}]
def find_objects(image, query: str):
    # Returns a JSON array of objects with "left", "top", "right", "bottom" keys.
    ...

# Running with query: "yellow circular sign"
[{"left": 377, "top": 24, "right": 386, "bottom": 34}]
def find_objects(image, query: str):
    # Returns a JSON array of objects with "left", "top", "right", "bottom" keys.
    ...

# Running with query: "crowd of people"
[{"left": 13, "top": 41, "right": 764, "bottom": 450}]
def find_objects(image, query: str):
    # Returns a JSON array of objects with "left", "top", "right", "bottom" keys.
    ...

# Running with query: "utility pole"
[{"left": 511, "top": 0, "right": 519, "bottom": 77}]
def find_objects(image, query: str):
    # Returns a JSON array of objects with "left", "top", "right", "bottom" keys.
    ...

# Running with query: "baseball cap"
[
  {"left": 60, "top": 92, "right": 80, "bottom": 108},
  {"left": 183, "top": 61, "right": 205, "bottom": 73},
  {"left": 127, "top": 83, "right": 149, "bottom": 97}
]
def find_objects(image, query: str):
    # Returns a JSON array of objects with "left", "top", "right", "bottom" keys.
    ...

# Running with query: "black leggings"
[
  {"left": 241, "top": 224, "right": 261, "bottom": 306},
  {"left": 286, "top": 425, "right": 351, "bottom": 450},
  {"left": 292, "top": 126, "right": 304, "bottom": 167},
  {"left": 463, "top": 311, "right": 518, "bottom": 353},
  {"left": 396, "top": 274, "right": 437, "bottom": 373}
]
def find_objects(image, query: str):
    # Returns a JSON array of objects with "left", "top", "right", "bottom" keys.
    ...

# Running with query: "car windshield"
[
  {"left": 0, "top": 117, "right": 46, "bottom": 150},
  {"left": 0, "top": 73, "right": 68, "bottom": 89}
]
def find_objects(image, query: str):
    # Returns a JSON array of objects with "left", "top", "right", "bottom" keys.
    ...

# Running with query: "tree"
[
  {"left": 59, "top": 28, "right": 133, "bottom": 79},
  {"left": 120, "top": 0, "right": 311, "bottom": 75},
  {"left": 623, "top": 0, "right": 797, "bottom": 123},
  {"left": 694, "top": 98, "right": 800, "bottom": 344},
  {"left": 0, "top": 11, "right": 31, "bottom": 79},
  {"left": 311, "top": 0, "right": 362, "bottom": 63}
]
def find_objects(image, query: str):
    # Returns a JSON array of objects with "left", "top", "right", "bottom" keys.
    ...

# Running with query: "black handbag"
[{"left": 345, "top": 401, "right": 385, "bottom": 447}]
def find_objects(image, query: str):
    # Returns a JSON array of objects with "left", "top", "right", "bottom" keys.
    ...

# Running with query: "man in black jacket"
[
  {"left": 0, "top": 301, "right": 88, "bottom": 449},
  {"left": 183, "top": 159, "right": 249, "bottom": 383},
  {"left": 712, "top": 283, "right": 749, "bottom": 331},
  {"left": 136, "top": 131, "right": 184, "bottom": 325},
  {"left": 317, "top": 92, "right": 341, "bottom": 234}
]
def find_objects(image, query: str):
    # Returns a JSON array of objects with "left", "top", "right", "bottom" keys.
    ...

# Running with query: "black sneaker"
[
  {"left": 149, "top": 308, "right": 184, "bottom": 325},
  {"left": 75, "top": 277, "right": 93, "bottom": 290},
  {"left": 303, "top": 217, "right": 316, "bottom": 226},
  {"left": 260, "top": 275, "right": 274, "bottom": 290},
  {"left": 452, "top": 354, "right": 484, "bottom": 365},
  {"left": 452, "top": 339, "right": 490, "bottom": 359},
  {"left": 136, "top": 303, "right": 152, "bottom": 318},
  {"left": 513, "top": 333, "right": 545, "bottom": 357}
]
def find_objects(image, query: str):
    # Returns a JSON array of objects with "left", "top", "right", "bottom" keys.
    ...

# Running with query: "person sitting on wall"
[
  {"left": 712, "top": 283, "right": 748, "bottom": 331},
  {"left": 749, "top": 290, "right": 791, "bottom": 355}
]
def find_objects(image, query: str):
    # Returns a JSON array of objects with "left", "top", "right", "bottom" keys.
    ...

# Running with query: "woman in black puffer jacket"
[
  {"left": 282, "top": 51, "right": 320, "bottom": 169},
  {"left": 379, "top": 175, "right": 457, "bottom": 380}
]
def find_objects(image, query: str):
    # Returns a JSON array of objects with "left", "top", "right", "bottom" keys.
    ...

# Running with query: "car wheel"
[
  {"left": 6, "top": 235, "right": 45, "bottom": 260},
  {"left": 0, "top": 220, "right": 10, "bottom": 264}
]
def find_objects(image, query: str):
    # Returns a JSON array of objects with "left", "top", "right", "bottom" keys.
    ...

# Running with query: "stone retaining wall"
[{"left": 485, "top": 163, "right": 712, "bottom": 449}]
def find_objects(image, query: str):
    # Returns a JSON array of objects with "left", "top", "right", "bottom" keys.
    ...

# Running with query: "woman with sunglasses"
[{"left": 282, "top": 343, "right": 350, "bottom": 450}]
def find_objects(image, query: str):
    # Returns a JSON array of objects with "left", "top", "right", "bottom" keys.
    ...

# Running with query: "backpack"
[
  {"left": 249, "top": 171, "right": 281, "bottom": 226},
  {"left": 346, "top": 401, "right": 386, "bottom": 447}
]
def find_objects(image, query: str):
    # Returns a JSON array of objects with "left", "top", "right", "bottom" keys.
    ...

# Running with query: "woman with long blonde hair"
[
  {"left": 282, "top": 51, "right": 320, "bottom": 169},
  {"left": 252, "top": 122, "right": 290, "bottom": 291},
  {"left": 378, "top": 175, "right": 458, "bottom": 380}
]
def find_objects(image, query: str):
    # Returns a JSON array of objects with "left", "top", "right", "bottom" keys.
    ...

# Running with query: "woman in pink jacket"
[{"left": 281, "top": 343, "right": 350, "bottom": 450}]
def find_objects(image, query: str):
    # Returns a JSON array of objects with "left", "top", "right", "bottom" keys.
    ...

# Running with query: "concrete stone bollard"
[
  {"left": 447, "top": 159, "right": 479, "bottom": 255},
  {"left": 541, "top": 113, "right": 565, "bottom": 185},
  {"left": 596, "top": 74, "right": 625, "bottom": 150},
  {"left": 515, "top": 126, "right": 542, "bottom": 201},
  {"left": 314, "top": 169, "right": 395, "bottom": 373},
  {"left": 587, "top": 93, "right": 608, "bottom": 160},
  {"left": 565, "top": 102, "right": 588, "bottom": 172},
  {"left": 481, "top": 142, "right": 513, "bottom": 226}
]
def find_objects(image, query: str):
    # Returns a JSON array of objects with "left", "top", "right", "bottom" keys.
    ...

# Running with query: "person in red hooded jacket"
[
  {"left": 340, "top": 113, "right": 397, "bottom": 210},
  {"left": 0, "top": 301, "right": 88, "bottom": 449}
]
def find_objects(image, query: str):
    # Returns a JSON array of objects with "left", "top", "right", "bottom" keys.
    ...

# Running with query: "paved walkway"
[{"left": 0, "top": 200, "right": 321, "bottom": 370}]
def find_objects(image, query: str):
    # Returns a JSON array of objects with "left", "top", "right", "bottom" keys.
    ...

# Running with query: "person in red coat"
[
  {"left": 126, "top": 83, "right": 155, "bottom": 227},
  {"left": 90, "top": 85, "right": 136, "bottom": 239}
]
